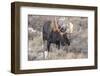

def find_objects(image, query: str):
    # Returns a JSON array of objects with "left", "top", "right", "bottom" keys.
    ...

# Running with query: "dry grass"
[
  {"left": 47, "top": 51, "right": 87, "bottom": 60},
  {"left": 28, "top": 35, "right": 88, "bottom": 60}
]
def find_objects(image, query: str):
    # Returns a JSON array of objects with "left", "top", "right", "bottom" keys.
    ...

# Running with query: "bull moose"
[{"left": 43, "top": 18, "right": 70, "bottom": 58}]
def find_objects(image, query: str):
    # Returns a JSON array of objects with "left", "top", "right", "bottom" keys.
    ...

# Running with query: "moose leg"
[
  {"left": 44, "top": 41, "right": 51, "bottom": 59},
  {"left": 47, "top": 41, "right": 51, "bottom": 52},
  {"left": 56, "top": 41, "right": 60, "bottom": 50},
  {"left": 43, "top": 40, "right": 48, "bottom": 59},
  {"left": 44, "top": 51, "right": 48, "bottom": 59}
]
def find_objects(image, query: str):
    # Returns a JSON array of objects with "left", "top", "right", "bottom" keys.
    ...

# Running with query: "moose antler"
[{"left": 54, "top": 17, "right": 60, "bottom": 32}]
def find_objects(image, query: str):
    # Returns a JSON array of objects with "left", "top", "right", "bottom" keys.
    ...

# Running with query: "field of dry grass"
[{"left": 28, "top": 15, "right": 88, "bottom": 61}]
